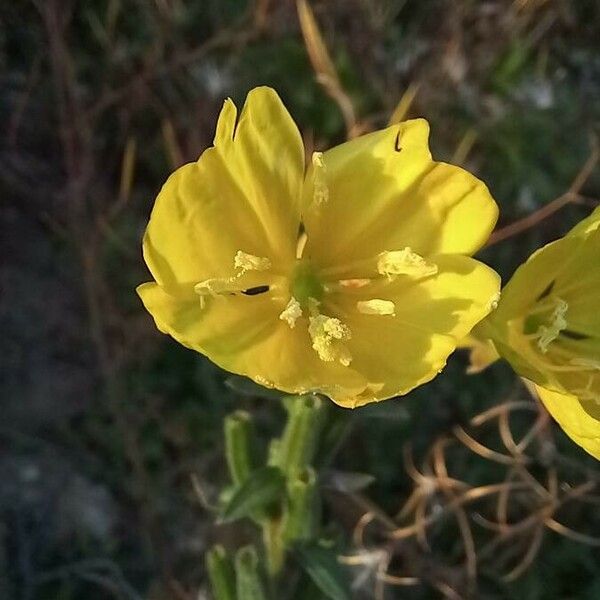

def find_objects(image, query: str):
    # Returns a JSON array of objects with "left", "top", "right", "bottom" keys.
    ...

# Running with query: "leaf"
[
  {"left": 221, "top": 466, "right": 285, "bottom": 522},
  {"left": 296, "top": 544, "right": 351, "bottom": 600}
]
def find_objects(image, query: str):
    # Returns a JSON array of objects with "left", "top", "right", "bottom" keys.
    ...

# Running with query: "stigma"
[{"left": 536, "top": 298, "right": 568, "bottom": 353}]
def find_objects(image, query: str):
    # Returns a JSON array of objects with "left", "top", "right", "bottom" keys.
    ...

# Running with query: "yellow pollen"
[
  {"left": 377, "top": 248, "right": 438, "bottom": 279},
  {"left": 312, "top": 152, "right": 329, "bottom": 205},
  {"left": 308, "top": 314, "right": 352, "bottom": 366},
  {"left": 536, "top": 298, "right": 568, "bottom": 353},
  {"left": 357, "top": 299, "right": 396, "bottom": 316},
  {"left": 279, "top": 297, "right": 303, "bottom": 328},
  {"left": 234, "top": 250, "right": 272, "bottom": 272}
]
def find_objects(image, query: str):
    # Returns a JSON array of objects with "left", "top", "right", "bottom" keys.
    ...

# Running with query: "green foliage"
[
  {"left": 295, "top": 543, "right": 352, "bottom": 600},
  {"left": 221, "top": 466, "right": 286, "bottom": 523},
  {"left": 2, "top": 1, "right": 599, "bottom": 599}
]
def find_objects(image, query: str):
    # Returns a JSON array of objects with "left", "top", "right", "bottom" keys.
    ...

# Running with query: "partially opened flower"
[
  {"left": 138, "top": 87, "right": 500, "bottom": 407},
  {"left": 479, "top": 207, "right": 600, "bottom": 457}
]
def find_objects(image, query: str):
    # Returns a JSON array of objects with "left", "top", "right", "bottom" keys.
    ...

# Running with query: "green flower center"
[{"left": 291, "top": 260, "right": 324, "bottom": 308}]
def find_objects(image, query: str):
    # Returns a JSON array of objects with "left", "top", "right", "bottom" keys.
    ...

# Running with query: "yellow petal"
[
  {"left": 566, "top": 205, "right": 600, "bottom": 237},
  {"left": 536, "top": 384, "right": 600, "bottom": 460},
  {"left": 486, "top": 235, "right": 578, "bottom": 326},
  {"left": 137, "top": 282, "right": 369, "bottom": 401},
  {"left": 324, "top": 255, "right": 501, "bottom": 406},
  {"left": 213, "top": 87, "right": 305, "bottom": 262},
  {"left": 458, "top": 333, "right": 501, "bottom": 374},
  {"left": 302, "top": 119, "right": 498, "bottom": 270},
  {"left": 137, "top": 282, "right": 279, "bottom": 356},
  {"left": 143, "top": 87, "right": 304, "bottom": 288}
]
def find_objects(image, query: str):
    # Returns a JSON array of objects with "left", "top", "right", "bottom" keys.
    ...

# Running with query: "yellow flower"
[
  {"left": 536, "top": 386, "right": 600, "bottom": 459},
  {"left": 480, "top": 207, "right": 600, "bottom": 457},
  {"left": 137, "top": 87, "right": 500, "bottom": 407}
]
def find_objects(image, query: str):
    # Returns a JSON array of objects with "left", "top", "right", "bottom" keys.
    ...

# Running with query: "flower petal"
[
  {"left": 324, "top": 255, "right": 501, "bottom": 405},
  {"left": 302, "top": 119, "right": 498, "bottom": 269},
  {"left": 566, "top": 205, "right": 600, "bottom": 237},
  {"left": 143, "top": 87, "right": 304, "bottom": 288},
  {"left": 137, "top": 282, "right": 369, "bottom": 401},
  {"left": 137, "top": 282, "right": 279, "bottom": 356},
  {"left": 536, "top": 384, "right": 600, "bottom": 460}
]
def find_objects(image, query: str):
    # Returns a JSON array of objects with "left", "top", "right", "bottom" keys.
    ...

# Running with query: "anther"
[
  {"left": 234, "top": 251, "right": 272, "bottom": 272},
  {"left": 279, "top": 297, "right": 303, "bottom": 328},
  {"left": 357, "top": 299, "right": 396, "bottom": 316},
  {"left": 377, "top": 248, "right": 438, "bottom": 279},
  {"left": 308, "top": 314, "right": 352, "bottom": 366}
]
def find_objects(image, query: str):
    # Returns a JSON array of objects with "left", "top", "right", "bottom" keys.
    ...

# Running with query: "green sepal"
[
  {"left": 225, "top": 410, "right": 255, "bottom": 486},
  {"left": 235, "top": 545, "right": 268, "bottom": 600},
  {"left": 206, "top": 545, "right": 236, "bottom": 600}
]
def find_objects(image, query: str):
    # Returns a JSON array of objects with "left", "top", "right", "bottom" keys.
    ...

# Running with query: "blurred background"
[{"left": 2, "top": 1, "right": 600, "bottom": 598}]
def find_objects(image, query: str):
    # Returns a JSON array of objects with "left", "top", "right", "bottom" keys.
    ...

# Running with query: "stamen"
[
  {"left": 279, "top": 297, "right": 303, "bottom": 329},
  {"left": 312, "top": 152, "right": 329, "bottom": 205},
  {"left": 377, "top": 248, "right": 438, "bottom": 279},
  {"left": 296, "top": 230, "right": 308, "bottom": 259},
  {"left": 570, "top": 358, "right": 600, "bottom": 371},
  {"left": 308, "top": 314, "right": 352, "bottom": 366},
  {"left": 234, "top": 251, "right": 272, "bottom": 272},
  {"left": 339, "top": 278, "right": 372, "bottom": 289},
  {"left": 194, "top": 278, "right": 232, "bottom": 296},
  {"left": 572, "top": 375, "right": 600, "bottom": 404},
  {"left": 357, "top": 299, "right": 396, "bottom": 316},
  {"left": 536, "top": 298, "right": 568, "bottom": 353}
]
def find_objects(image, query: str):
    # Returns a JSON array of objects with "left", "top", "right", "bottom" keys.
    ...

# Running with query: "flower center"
[{"left": 290, "top": 259, "right": 324, "bottom": 310}]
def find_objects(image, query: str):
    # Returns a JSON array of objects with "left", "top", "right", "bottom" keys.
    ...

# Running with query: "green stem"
[
  {"left": 235, "top": 545, "right": 268, "bottom": 600},
  {"left": 271, "top": 394, "right": 324, "bottom": 477},
  {"left": 284, "top": 467, "right": 318, "bottom": 543},
  {"left": 206, "top": 545, "right": 237, "bottom": 600},
  {"left": 225, "top": 410, "right": 254, "bottom": 486},
  {"left": 262, "top": 514, "right": 286, "bottom": 578}
]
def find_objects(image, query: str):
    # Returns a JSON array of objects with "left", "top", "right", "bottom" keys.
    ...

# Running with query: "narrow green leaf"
[
  {"left": 296, "top": 544, "right": 351, "bottom": 600},
  {"left": 221, "top": 467, "right": 285, "bottom": 523}
]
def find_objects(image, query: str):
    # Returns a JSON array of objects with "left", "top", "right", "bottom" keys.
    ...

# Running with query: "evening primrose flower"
[
  {"left": 137, "top": 87, "right": 500, "bottom": 407},
  {"left": 479, "top": 207, "right": 600, "bottom": 458}
]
